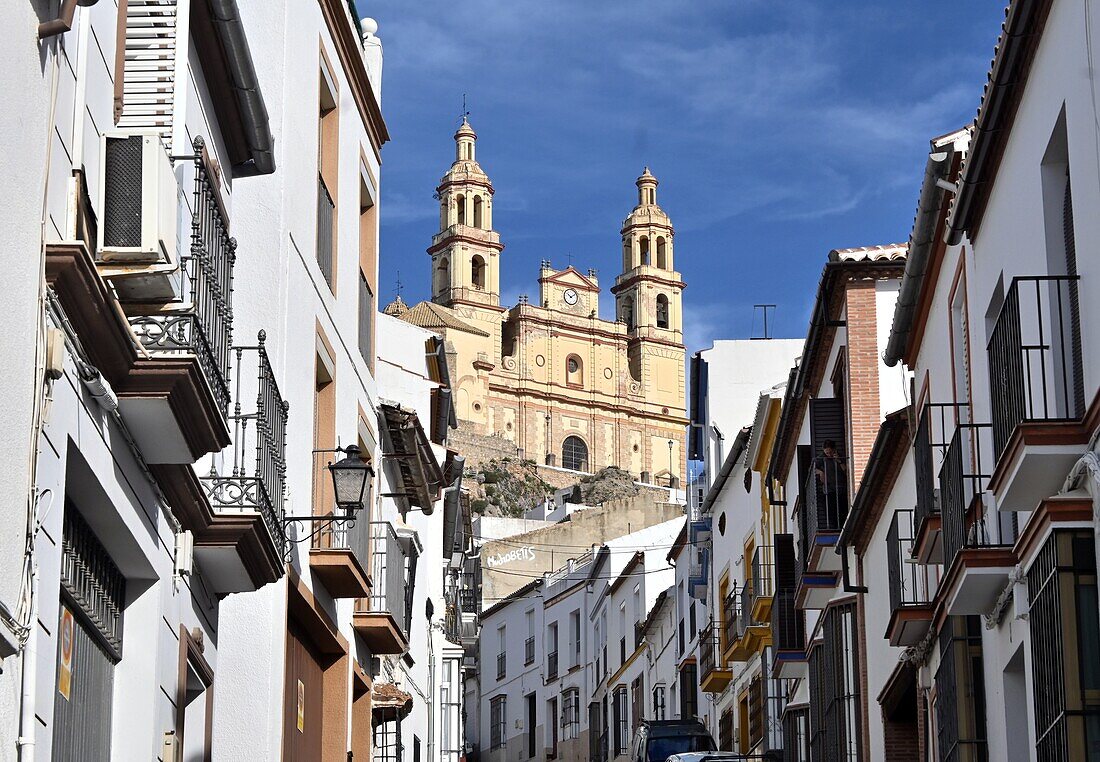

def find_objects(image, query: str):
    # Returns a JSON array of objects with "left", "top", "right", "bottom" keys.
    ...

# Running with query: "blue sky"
[{"left": 366, "top": 1, "right": 1006, "bottom": 354}]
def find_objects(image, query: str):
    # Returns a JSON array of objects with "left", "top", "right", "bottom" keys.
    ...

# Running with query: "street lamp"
[{"left": 328, "top": 444, "right": 373, "bottom": 512}]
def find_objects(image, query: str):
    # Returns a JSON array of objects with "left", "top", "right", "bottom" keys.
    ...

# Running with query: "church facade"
[{"left": 388, "top": 119, "right": 687, "bottom": 484}]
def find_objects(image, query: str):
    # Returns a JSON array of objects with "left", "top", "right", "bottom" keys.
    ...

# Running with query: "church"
[{"left": 386, "top": 118, "right": 687, "bottom": 485}]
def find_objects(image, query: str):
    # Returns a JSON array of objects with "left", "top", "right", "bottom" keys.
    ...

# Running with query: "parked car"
[
  {"left": 630, "top": 719, "right": 718, "bottom": 762},
  {"left": 664, "top": 754, "right": 758, "bottom": 762}
]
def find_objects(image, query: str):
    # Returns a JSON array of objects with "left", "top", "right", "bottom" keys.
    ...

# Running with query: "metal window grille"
[
  {"left": 366, "top": 522, "right": 413, "bottom": 635},
  {"left": 524, "top": 636, "right": 535, "bottom": 666},
  {"left": 913, "top": 402, "right": 963, "bottom": 530},
  {"left": 490, "top": 696, "right": 506, "bottom": 750},
  {"left": 359, "top": 272, "right": 374, "bottom": 363},
  {"left": 562, "top": 436, "right": 588, "bottom": 472},
  {"left": 934, "top": 616, "right": 987, "bottom": 762},
  {"left": 613, "top": 687, "right": 628, "bottom": 754},
  {"left": 562, "top": 689, "right": 580, "bottom": 741},
  {"left": 496, "top": 651, "right": 506, "bottom": 681},
  {"left": 1027, "top": 530, "right": 1100, "bottom": 760},
  {"left": 316, "top": 174, "right": 335, "bottom": 288},
  {"left": 548, "top": 650, "right": 558, "bottom": 680},
  {"left": 653, "top": 686, "right": 666, "bottom": 720},
  {"left": 60, "top": 507, "right": 126, "bottom": 654},
  {"left": 783, "top": 707, "right": 810, "bottom": 762},
  {"left": 679, "top": 663, "right": 698, "bottom": 719},
  {"left": 373, "top": 718, "right": 402, "bottom": 762},
  {"left": 749, "top": 674, "right": 764, "bottom": 749}
]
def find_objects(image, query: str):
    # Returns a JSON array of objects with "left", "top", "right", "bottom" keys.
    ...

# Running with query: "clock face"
[{"left": 563, "top": 288, "right": 579, "bottom": 306}]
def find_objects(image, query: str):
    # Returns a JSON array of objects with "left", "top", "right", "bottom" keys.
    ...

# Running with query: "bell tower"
[
  {"left": 612, "top": 167, "right": 683, "bottom": 339},
  {"left": 428, "top": 117, "right": 504, "bottom": 310}
]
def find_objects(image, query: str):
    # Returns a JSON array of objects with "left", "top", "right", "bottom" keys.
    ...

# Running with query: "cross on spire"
[
  {"left": 460, "top": 93, "right": 470, "bottom": 125},
  {"left": 395, "top": 270, "right": 404, "bottom": 299}
]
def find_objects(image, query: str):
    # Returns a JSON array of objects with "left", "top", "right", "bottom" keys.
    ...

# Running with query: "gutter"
[
  {"left": 884, "top": 149, "right": 953, "bottom": 367},
  {"left": 207, "top": 0, "right": 276, "bottom": 175}
]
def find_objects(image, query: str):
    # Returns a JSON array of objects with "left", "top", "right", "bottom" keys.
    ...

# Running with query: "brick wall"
[{"left": 844, "top": 281, "right": 880, "bottom": 492}]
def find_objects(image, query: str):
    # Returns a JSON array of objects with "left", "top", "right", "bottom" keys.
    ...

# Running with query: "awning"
[{"left": 380, "top": 402, "right": 445, "bottom": 514}]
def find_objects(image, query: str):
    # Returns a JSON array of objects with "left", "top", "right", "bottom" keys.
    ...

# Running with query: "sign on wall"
[{"left": 483, "top": 546, "right": 536, "bottom": 568}]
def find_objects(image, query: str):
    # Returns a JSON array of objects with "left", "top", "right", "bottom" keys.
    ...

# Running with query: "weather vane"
[{"left": 395, "top": 270, "right": 404, "bottom": 300}]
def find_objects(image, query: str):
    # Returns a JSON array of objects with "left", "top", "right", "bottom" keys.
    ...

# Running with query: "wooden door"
[{"left": 284, "top": 621, "right": 324, "bottom": 760}]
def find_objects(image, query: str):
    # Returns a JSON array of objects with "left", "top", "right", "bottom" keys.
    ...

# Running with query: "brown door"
[{"left": 284, "top": 621, "right": 324, "bottom": 760}]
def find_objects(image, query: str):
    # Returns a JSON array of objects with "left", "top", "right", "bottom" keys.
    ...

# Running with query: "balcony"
[
  {"left": 721, "top": 591, "right": 739, "bottom": 664},
  {"left": 149, "top": 334, "right": 287, "bottom": 594},
  {"left": 730, "top": 580, "right": 772, "bottom": 661},
  {"left": 938, "top": 423, "right": 1017, "bottom": 616},
  {"left": 496, "top": 652, "right": 506, "bottom": 681},
  {"left": 771, "top": 588, "right": 807, "bottom": 679},
  {"left": 802, "top": 456, "right": 849, "bottom": 573},
  {"left": 525, "top": 636, "right": 535, "bottom": 666},
  {"left": 547, "top": 651, "right": 559, "bottom": 681},
  {"left": 913, "top": 402, "right": 965, "bottom": 564},
  {"left": 699, "top": 622, "right": 731, "bottom": 693},
  {"left": 112, "top": 138, "right": 234, "bottom": 463},
  {"left": 987, "top": 276, "right": 1090, "bottom": 512},
  {"left": 886, "top": 510, "right": 933, "bottom": 646},
  {"left": 751, "top": 545, "right": 775, "bottom": 623},
  {"left": 352, "top": 522, "right": 413, "bottom": 655},
  {"left": 309, "top": 516, "right": 370, "bottom": 598}
]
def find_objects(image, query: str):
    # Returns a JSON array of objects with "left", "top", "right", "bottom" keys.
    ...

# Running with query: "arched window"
[
  {"left": 656, "top": 237, "right": 667, "bottom": 269},
  {"left": 623, "top": 240, "right": 632, "bottom": 271},
  {"left": 566, "top": 354, "right": 583, "bottom": 386},
  {"left": 473, "top": 196, "right": 483, "bottom": 228},
  {"left": 471, "top": 255, "right": 486, "bottom": 289},
  {"left": 435, "top": 257, "right": 450, "bottom": 296},
  {"left": 656, "top": 294, "right": 670, "bottom": 329},
  {"left": 562, "top": 436, "right": 589, "bottom": 472},
  {"left": 639, "top": 236, "right": 650, "bottom": 266},
  {"left": 456, "top": 194, "right": 466, "bottom": 226},
  {"left": 621, "top": 296, "right": 635, "bottom": 331}
]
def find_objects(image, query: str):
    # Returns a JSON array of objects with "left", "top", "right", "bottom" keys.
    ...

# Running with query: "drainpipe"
[
  {"left": 16, "top": 560, "right": 38, "bottom": 761},
  {"left": 838, "top": 542, "right": 867, "bottom": 594},
  {"left": 426, "top": 615, "right": 436, "bottom": 761}
]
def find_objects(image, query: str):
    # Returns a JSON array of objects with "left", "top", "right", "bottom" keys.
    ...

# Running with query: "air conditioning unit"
[{"left": 97, "top": 130, "right": 179, "bottom": 265}]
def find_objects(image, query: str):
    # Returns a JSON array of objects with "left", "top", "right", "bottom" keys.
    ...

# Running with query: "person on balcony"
[{"left": 814, "top": 439, "right": 848, "bottom": 523}]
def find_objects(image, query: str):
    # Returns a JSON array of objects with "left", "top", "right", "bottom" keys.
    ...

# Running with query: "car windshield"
[{"left": 647, "top": 734, "right": 717, "bottom": 761}]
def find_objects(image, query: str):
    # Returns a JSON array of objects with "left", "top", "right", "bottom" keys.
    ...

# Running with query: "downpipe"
[{"left": 17, "top": 562, "right": 38, "bottom": 761}]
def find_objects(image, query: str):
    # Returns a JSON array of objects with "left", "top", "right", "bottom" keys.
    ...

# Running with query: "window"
[
  {"left": 525, "top": 609, "right": 535, "bottom": 666},
  {"left": 783, "top": 707, "right": 810, "bottom": 762},
  {"left": 1027, "top": 530, "right": 1100, "bottom": 760},
  {"left": 547, "top": 697, "right": 559, "bottom": 757},
  {"left": 456, "top": 194, "right": 466, "bottom": 225},
  {"left": 639, "top": 236, "right": 650, "bottom": 265},
  {"left": 614, "top": 687, "right": 629, "bottom": 754},
  {"left": 653, "top": 686, "right": 666, "bottom": 720},
  {"left": 434, "top": 257, "right": 450, "bottom": 296},
  {"left": 562, "top": 689, "right": 580, "bottom": 741},
  {"left": 656, "top": 294, "right": 670, "bottom": 329},
  {"left": 471, "top": 255, "right": 486, "bottom": 290},
  {"left": 473, "top": 195, "right": 484, "bottom": 228},
  {"left": 548, "top": 622, "right": 559, "bottom": 679},
  {"left": 312, "top": 348, "right": 336, "bottom": 514},
  {"left": 656, "top": 236, "right": 668, "bottom": 269},
  {"left": 490, "top": 696, "right": 507, "bottom": 750},
  {"left": 719, "top": 709, "right": 734, "bottom": 751},
  {"left": 562, "top": 436, "right": 588, "bottom": 472},
  {"left": 632, "top": 676, "right": 644, "bottom": 729},
  {"left": 358, "top": 272, "right": 374, "bottom": 364},
  {"left": 497, "top": 626, "right": 507, "bottom": 681},
  {"left": 817, "top": 602, "right": 862, "bottom": 761},
  {"left": 316, "top": 66, "right": 339, "bottom": 291},
  {"left": 565, "top": 354, "right": 583, "bottom": 386},
  {"left": 570, "top": 609, "right": 581, "bottom": 665}
]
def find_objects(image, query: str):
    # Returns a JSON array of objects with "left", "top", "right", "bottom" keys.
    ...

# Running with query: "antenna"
[{"left": 752, "top": 304, "right": 776, "bottom": 340}]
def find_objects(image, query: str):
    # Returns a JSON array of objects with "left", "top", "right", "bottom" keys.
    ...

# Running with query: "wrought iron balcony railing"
[
  {"left": 914, "top": 402, "right": 966, "bottom": 531},
  {"left": 771, "top": 588, "right": 805, "bottom": 652},
  {"left": 887, "top": 509, "right": 929, "bottom": 612},
  {"left": 988, "top": 275, "right": 1085, "bottom": 458},
  {"left": 496, "top": 651, "right": 506, "bottom": 681},
  {"left": 939, "top": 423, "right": 1015, "bottom": 569},
  {"left": 368, "top": 521, "right": 413, "bottom": 636},
  {"left": 458, "top": 586, "right": 479, "bottom": 616},
  {"left": 201, "top": 332, "right": 287, "bottom": 551},
  {"left": 131, "top": 136, "right": 234, "bottom": 413},
  {"left": 723, "top": 591, "right": 738, "bottom": 652},
  {"left": 751, "top": 545, "right": 775, "bottom": 609},
  {"left": 699, "top": 622, "right": 724, "bottom": 679},
  {"left": 525, "top": 636, "right": 535, "bottom": 666},
  {"left": 311, "top": 513, "right": 370, "bottom": 565},
  {"left": 804, "top": 455, "right": 849, "bottom": 542},
  {"left": 547, "top": 650, "right": 558, "bottom": 680}
]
